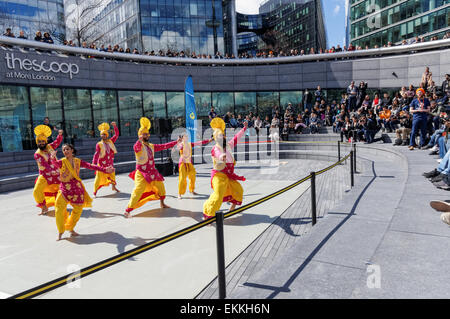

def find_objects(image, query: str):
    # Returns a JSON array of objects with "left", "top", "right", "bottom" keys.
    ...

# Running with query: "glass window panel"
[
  {"left": 63, "top": 89, "right": 93, "bottom": 139},
  {"left": 0, "top": 85, "right": 31, "bottom": 151},
  {"left": 92, "top": 89, "right": 119, "bottom": 137},
  {"left": 166, "top": 92, "right": 184, "bottom": 129},
  {"left": 143, "top": 91, "right": 166, "bottom": 134},
  {"left": 118, "top": 91, "right": 143, "bottom": 137},
  {"left": 257, "top": 92, "right": 279, "bottom": 119},
  {"left": 195, "top": 92, "right": 211, "bottom": 116},
  {"left": 280, "top": 91, "right": 303, "bottom": 113},
  {"left": 30, "top": 87, "right": 63, "bottom": 142},
  {"left": 212, "top": 92, "right": 234, "bottom": 117},
  {"left": 234, "top": 92, "right": 256, "bottom": 116}
]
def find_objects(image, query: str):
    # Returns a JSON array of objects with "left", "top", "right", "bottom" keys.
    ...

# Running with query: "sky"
[{"left": 236, "top": 0, "right": 347, "bottom": 48}]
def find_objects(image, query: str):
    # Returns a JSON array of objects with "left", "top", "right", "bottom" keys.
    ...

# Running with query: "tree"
[{"left": 65, "top": 0, "right": 108, "bottom": 46}]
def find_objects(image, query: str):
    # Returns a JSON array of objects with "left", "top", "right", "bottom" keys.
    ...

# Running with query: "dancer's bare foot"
[
  {"left": 124, "top": 212, "right": 131, "bottom": 218},
  {"left": 38, "top": 205, "right": 48, "bottom": 215},
  {"left": 229, "top": 204, "right": 236, "bottom": 212},
  {"left": 70, "top": 231, "right": 79, "bottom": 237},
  {"left": 190, "top": 191, "right": 199, "bottom": 195},
  {"left": 57, "top": 233, "right": 63, "bottom": 241},
  {"left": 178, "top": 195, "right": 182, "bottom": 199},
  {"left": 160, "top": 201, "right": 170, "bottom": 209},
  {"left": 112, "top": 185, "right": 120, "bottom": 193}
]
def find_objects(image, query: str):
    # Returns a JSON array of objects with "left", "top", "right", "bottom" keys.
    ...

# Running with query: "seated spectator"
[
  {"left": 223, "top": 112, "right": 231, "bottom": 127},
  {"left": 269, "top": 125, "right": 280, "bottom": 142},
  {"left": 379, "top": 105, "right": 394, "bottom": 132},
  {"left": 353, "top": 116, "right": 365, "bottom": 142},
  {"left": 237, "top": 114, "right": 244, "bottom": 128},
  {"left": 281, "top": 123, "right": 289, "bottom": 141},
  {"left": 325, "top": 105, "right": 335, "bottom": 127},
  {"left": 208, "top": 107, "right": 217, "bottom": 121},
  {"left": 309, "top": 113, "right": 320, "bottom": 134},
  {"left": 295, "top": 114, "right": 306, "bottom": 134},
  {"left": 271, "top": 115, "right": 280, "bottom": 129},
  {"left": 423, "top": 148, "right": 450, "bottom": 190},
  {"left": 288, "top": 115, "right": 296, "bottom": 133},
  {"left": 364, "top": 110, "right": 379, "bottom": 144},
  {"left": 372, "top": 93, "right": 381, "bottom": 111},
  {"left": 341, "top": 116, "right": 353, "bottom": 141},
  {"left": 394, "top": 111, "right": 412, "bottom": 146},
  {"left": 254, "top": 116, "right": 262, "bottom": 135},
  {"left": 229, "top": 114, "right": 238, "bottom": 128},
  {"left": 422, "top": 116, "right": 448, "bottom": 153}
]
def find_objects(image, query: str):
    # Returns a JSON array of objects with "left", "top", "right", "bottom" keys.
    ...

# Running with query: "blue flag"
[{"left": 185, "top": 75, "right": 197, "bottom": 143}]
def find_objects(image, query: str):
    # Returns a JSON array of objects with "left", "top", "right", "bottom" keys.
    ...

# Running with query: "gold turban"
[
  {"left": 138, "top": 117, "right": 151, "bottom": 136},
  {"left": 34, "top": 125, "right": 52, "bottom": 144},
  {"left": 210, "top": 118, "right": 226, "bottom": 141},
  {"left": 98, "top": 122, "right": 110, "bottom": 138}
]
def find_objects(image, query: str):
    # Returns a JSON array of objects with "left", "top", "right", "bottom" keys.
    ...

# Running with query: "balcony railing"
[{"left": 1, "top": 36, "right": 449, "bottom": 66}]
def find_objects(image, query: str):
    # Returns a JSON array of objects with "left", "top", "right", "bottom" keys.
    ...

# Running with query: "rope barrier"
[{"left": 10, "top": 147, "right": 352, "bottom": 299}]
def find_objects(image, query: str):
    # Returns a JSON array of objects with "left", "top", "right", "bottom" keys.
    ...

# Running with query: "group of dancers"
[{"left": 32, "top": 117, "right": 248, "bottom": 240}]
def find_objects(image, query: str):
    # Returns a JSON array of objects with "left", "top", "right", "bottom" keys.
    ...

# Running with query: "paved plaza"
[{"left": 0, "top": 159, "right": 332, "bottom": 299}]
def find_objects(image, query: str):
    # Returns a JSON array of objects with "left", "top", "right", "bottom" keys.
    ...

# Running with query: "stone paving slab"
[
  {"left": 231, "top": 258, "right": 365, "bottom": 299},
  {"left": 351, "top": 230, "right": 450, "bottom": 299}
]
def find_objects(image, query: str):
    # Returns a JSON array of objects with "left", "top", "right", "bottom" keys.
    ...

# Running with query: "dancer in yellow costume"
[
  {"left": 51, "top": 144, "right": 114, "bottom": 241},
  {"left": 203, "top": 118, "right": 248, "bottom": 220},
  {"left": 125, "top": 118, "right": 181, "bottom": 217},
  {"left": 176, "top": 133, "right": 211, "bottom": 199},
  {"left": 33, "top": 125, "right": 64, "bottom": 215},
  {"left": 92, "top": 122, "right": 120, "bottom": 196}
]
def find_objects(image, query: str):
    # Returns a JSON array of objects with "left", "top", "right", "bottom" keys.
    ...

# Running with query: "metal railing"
[
  {"left": 1, "top": 35, "right": 449, "bottom": 66},
  {"left": 10, "top": 141, "right": 356, "bottom": 299}
]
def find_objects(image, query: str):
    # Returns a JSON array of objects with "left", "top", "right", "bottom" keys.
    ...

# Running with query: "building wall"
[{"left": 0, "top": 47, "right": 449, "bottom": 151}]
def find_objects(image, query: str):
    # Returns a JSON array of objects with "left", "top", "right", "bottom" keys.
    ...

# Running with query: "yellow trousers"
[
  {"left": 127, "top": 171, "right": 166, "bottom": 211},
  {"left": 55, "top": 193, "right": 83, "bottom": 234},
  {"left": 33, "top": 175, "right": 59, "bottom": 208},
  {"left": 93, "top": 171, "right": 116, "bottom": 194},
  {"left": 203, "top": 172, "right": 244, "bottom": 218},
  {"left": 178, "top": 163, "right": 196, "bottom": 195}
]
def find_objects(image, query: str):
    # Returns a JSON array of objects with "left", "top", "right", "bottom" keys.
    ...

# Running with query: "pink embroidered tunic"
[
  {"left": 52, "top": 158, "right": 108, "bottom": 205},
  {"left": 129, "top": 140, "right": 178, "bottom": 183},
  {"left": 34, "top": 134, "right": 63, "bottom": 185},
  {"left": 210, "top": 127, "right": 247, "bottom": 185},
  {"left": 92, "top": 125, "right": 119, "bottom": 168},
  {"left": 177, "top": 139, "right": 210, "bottom": 167}
]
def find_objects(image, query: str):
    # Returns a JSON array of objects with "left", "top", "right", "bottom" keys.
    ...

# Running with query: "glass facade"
[
  {"left": 65, "top": 0, "right": 141, "bottom": 48},
  {"left": 63, "top": 89, "right": 93, "bottom": 139},
  {"left": 140, "top": 0, "right": 225, "bottom": 54},
  {"left": 237, "top": 0, "right": 327, "bottom": 54},
  {"left": 0, "top": 0, "right": 65, "bottom": 43},
  {"left": 0, "top": 85, "right": 399, "bottom": 152},
  {"left": 75, "top": 0, "right": 229, "bottom": 55},
  {"left": 349, "top": 0, "right": 450, "bottom": 47}
]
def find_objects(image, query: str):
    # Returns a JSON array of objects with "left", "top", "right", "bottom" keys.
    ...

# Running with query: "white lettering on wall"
[{"left": 4, "top": 53, "right": 79, "bottom": 79}]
